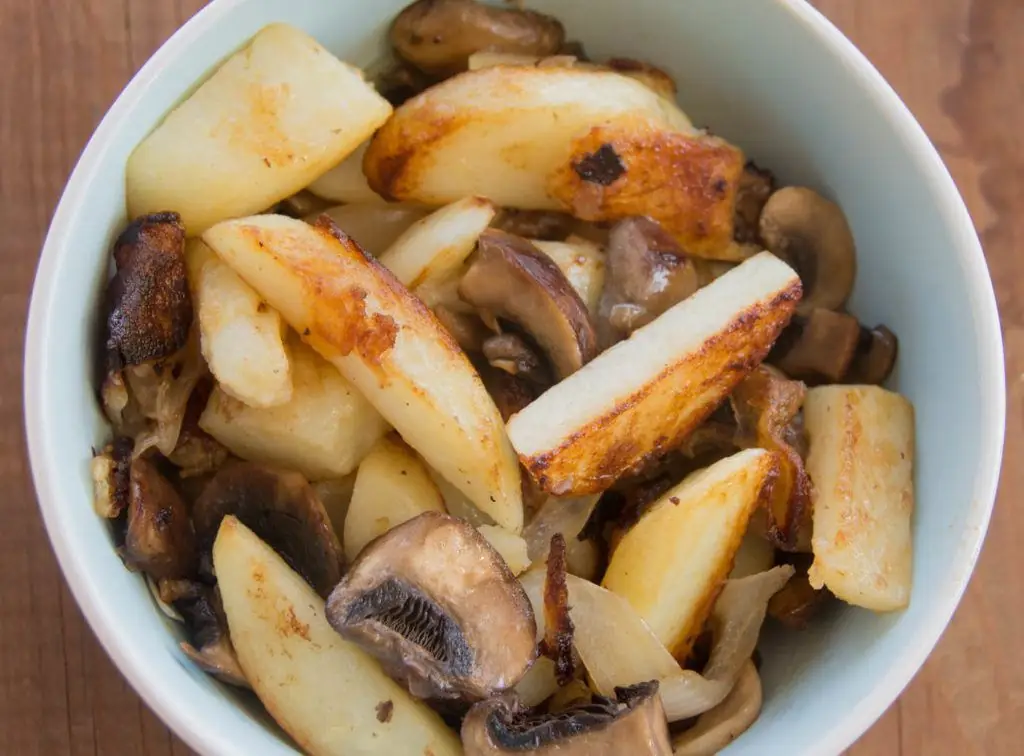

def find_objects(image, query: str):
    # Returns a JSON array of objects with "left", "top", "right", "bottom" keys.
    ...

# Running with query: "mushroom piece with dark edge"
[
  {"left": 461, "top": 681, "right": 672, "bottom": 755},
  {"left": 599, "top": 217, "right": 699, "bottom": 346},
  {"left": 390, "top": 0, "right": 565, "bottom": 77},
  {"left": 769, "top": 308, "right": 862, "bottom": 383},
  {"left": 759, "top": 187, "right": 856, "bottom": 315},
  {"left": 459, "top": 230, "right": 598, "bottom": 381},
  {"left": 191, "top": 461, "right": 343, "bottom": 598},
  {"left": 122, "top": 456, "right": 197, "bottom": 581},
  {"left": 326, "top": 511, "right": 536, "bottom": 701},
  {"left": 482, "top": 333, "right": 551, "bottom": 386},
  {"left": 733, "top": 162, "right": 775, "bottom": 246},
  {"left": 845, "top": 324, "right": 899, "bottom": 385},
  {"left": 492, "top": 209, "right": 576, "bottom": 242}
]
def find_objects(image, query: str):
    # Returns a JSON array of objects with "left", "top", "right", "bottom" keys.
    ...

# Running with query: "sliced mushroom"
[
  {"left": 91, "top": 437, "right": 134, "bottom": 518},
  {"left": 770, "top": 308, "right": 861, "bottom": 383},
  {"left": 599, "top": 217, "right": 699, "bottom": 346},
  {"left": 191, "top": 462, "right": 343, "bottom": 598},
  {"left": 122, "top": 456, "right": 197, "bottom": 581},
  {"left": 759, "top": 187, "right": 856, "bottom": 315},
  {"left": 492, "top": 209, "right": 576, "bottom": 241},
  {"left": 376, "top": 60, "right": 436, "bottom": 106},
  {"left": 166, "top": 377, "right": 229, "bottom": 478},
  {"left": 733, "top": 162, "right": 775, "bottom": 245},
  {"left": 434, "top": 304, "right": 493, "bottom": 354},
  {"left": 477, "top": 361, "right": 538, "bottom": 423},
  {"left": 672, "top": 662, "right": 762, "bottom": 755},
  {"left": 482, "top": 332, "right": 551, "bottom": 385},
  {"left": 766, "top": 572, "right": 833, "bottom": 629},
  {"left": 462, "top": 680, "right": 672, "bottom": 755},
  {"left": 845, "top": 324, "right": 898, "bottom": 385},
  {"left": 272, "top": 190, "right": 333, "bottom": 219},
  {"left": 104, "top": 212, "right": 193, "bottom": 374},
  {"left": 391, "top": 0, "right": 565, "bottom": 77},
  {"left": 460, "top": 230, "right": 597, "bottom": 380},
  {"left": 326, "top": 511, "right": 536, "bottom": 701},
  {"left": 159, "top": 579, "right": 249, "bottom": 688}
]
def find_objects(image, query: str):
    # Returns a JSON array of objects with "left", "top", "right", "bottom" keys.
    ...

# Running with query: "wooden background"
[{"left": 0, "top": 0, "right": 1019, "bottom": 753}]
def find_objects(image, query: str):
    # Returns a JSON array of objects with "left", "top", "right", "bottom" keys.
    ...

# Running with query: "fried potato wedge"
[
  {"left": 804, "top": 385, "right": 915, "bottom": 611},
  {"left": 127, "top": 24, "right": 392, "bottom": 233},
  {"left": 343, "top": 435, "right": 445, "bottom": 561},
  {"left": 185, "top": 240, "right": 292, "bottom": 408},
  {"left": 202, "top": 214, "right": 523, "bottom": 531},
  {"left": 507, "top": 252, "right": 801, "bottom": 495},
  {"left": 213, "top": 516, "right": 461, "bottom": 756},
  {"left": 363, "top": 65, "right": 692, "bottom": 210},
  {"left": 306, "top": 142, "right": 385, "bottom": 205},
  {"left": 602, "top": 449, "right": 778, "bottom": 659},
  {"left": 199, "top": 336, "right": 388, "bottom": 480},
  {"left": 533, "top": 237, "right": 606, "bottom": 314},
  {"left": 315, "top": 203, "right": 429, "bottom": 257},
  {"left": 378, "top": 196, "right": 496, "bottom": 306}
]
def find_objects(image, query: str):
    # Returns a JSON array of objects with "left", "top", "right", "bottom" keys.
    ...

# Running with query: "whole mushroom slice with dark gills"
[
  {"left": 598, "top": 216, "right": 700, "bottom": 347},
  {"left": 461, "top": 680, "right": 672, "bottom": 756},
  {"left": 191, "top": 461, "right": 343, "bottom": 598},
  {"left": 101, "top": 212, "right": 193, "bottom": 425},
  {"left": 326, "top": 511, "right": 536, "bottom": 702},
  {"left": 759, "top": 186, "right": 856, "bottom": 316},
  {"left": 459, "top": 229, "right": 598, "bottom": 381},
  {"left": 121, "top": 456, "right": 198, "bottom": 581}
]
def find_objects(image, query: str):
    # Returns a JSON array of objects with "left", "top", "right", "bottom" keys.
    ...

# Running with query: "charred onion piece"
[
  {"left": 104, "top": 212, "right": 192, "bottom": 373},
  {"left": 91, "top": 437, "right": 134, "bottom": 518},
  {"left": 460, "top": 230, "right": 598, "bottom": 380},
  {"left": 483, "top": 333, "right": 551, "bottom": 385},
  {"left": 192, "top": 462, "right": 343, "bottom": 598},
  {"left": 391, "top": 0, "right": 565, "bottom": 77},
  {"left": 540, "top": 534, "right": 575, "bottom": 686},
  {"left": 599, "top": 217, "right": 699, "bottom": 346},
  {"left": 845, "top": 324, "right": 898, "bottom": 385},
  {"left": 326, "top": 512, "right": 536, "bottom": 701},
  {"left": 759, "top": 187, "right": 856, "bottom": 315},
  {"left": 731, "top": 365, "right": 813, "bottom": 552},
  {"left": 122, "top": 456, "right": 197, "bottom": 580},
  {"left": 770, "top": 308, "right": 861, "bottom": 383},
  {"left": 462, "top": 681, "right": 672, "bottom": 755}
]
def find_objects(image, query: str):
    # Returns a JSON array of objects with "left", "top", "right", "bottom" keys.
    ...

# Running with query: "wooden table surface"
[{"left": 1, "top": 0, "right": 1020, "bottom": 753}]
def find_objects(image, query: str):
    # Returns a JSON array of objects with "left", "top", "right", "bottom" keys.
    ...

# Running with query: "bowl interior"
[{"left": 25, "top": 0, "right": 1004, "bottom": 754}]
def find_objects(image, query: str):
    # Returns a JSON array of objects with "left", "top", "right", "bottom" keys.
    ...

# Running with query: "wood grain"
[{"left": 0, "top": 0, "right": 1019, "bottom": 754}]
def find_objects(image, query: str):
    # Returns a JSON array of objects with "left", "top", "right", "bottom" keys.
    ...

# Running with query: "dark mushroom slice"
[
  {"left": 492, "top": 209, "right": 576, "bottom": 241},
  {"left": 759, "top": 187, "right": 856, "bottom": 315},
  {"left": 391, "top": 0, "right": 565, "bottom": 77},
  {"left": 192, "top": 461, "right": 343, "bottom": 598},
  {"left": 159, "top": 579, "right": 248, "bottom": 688},
  {"left": 376, "top": 60, "right": 437, "bottom": 107},
  {"left": 122, "top": 456, "right": 197, "bottom": 581},
  {"left": 462, "top": 681, "right": 672, "bottom": 756},
  {"left": 272, "top": 190, "right": 334, "bottom": 219},
  {"left": 482, "top": 333, "right": 551, "bottom": 385},
  {"left": 326, "top": 512, "right": 536, "bottom": 701},
  {"left": 434, "top": 304, "right": 493, "bottom": 354},
  {"left": 845, "top": 324, "right": 898, "bottom": 385},
  {"left": 766, "top": 573, "right": 833, "bottom": 629},
  {"left": 460, "top": 230, "right": 598, "bottom": 381},
  {"left": 769, "top": 308, "right": 861, "bottom": 384},
  {"left": 91, "top": 437, "right": 134, "bottom": 518},
  {"left": 104, "top": 212, "right": 193, "bottom": 375},
  {"left": 477, "top": 361, "right": 538, "bottom": 423},
  {"left": 539, "top": 534, "right": 575, "bottom": 686},
  {"left": 598, "top": 217, "right": 699, "bottom": 347},
  {"left": 733, "top": 162, "right": 775, "bottom": 245}
]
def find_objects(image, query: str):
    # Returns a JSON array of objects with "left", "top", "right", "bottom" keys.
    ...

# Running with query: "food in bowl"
[{"left": 88, "top": 1, "right": 917, "bottom": 753}]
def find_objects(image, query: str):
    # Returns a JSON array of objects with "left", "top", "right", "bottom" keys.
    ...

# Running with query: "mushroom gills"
[
  {"left": 160, "top": 579, "right": 248, "bottom": 688},
  {"left": 121, "top": 456, "right": 197, "bottom": 581}
]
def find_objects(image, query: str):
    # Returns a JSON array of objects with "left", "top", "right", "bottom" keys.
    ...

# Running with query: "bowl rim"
[{"left": 23, "top": 0, "right": 1006, "bottom": 754}]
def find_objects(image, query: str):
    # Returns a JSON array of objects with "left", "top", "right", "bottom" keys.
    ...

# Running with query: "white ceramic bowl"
[{"left": 24, "top": 0, "right": 1005, "bottom": 753}]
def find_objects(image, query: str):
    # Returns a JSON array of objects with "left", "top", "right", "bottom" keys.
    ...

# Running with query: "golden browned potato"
[
  {"left": 804, "top": 385, "right": 915, "bottom": 611},
  {"left": 202, "top": 214, "right": 523, "bottom": 531},
  {"left": 214, "top": 516, "right": 461, "bottom": 756},
  {"left": 602, "top": 449, "right": 779, "bottom": 660},
  {"left": 127, "top": 24, "right": 392, "bottom": 233},
  {"left": 507, "top": 252, "right": 801, "bottom": 495},
  {"left": 199, "top": 336, "right": 389, "bottom": 480}
]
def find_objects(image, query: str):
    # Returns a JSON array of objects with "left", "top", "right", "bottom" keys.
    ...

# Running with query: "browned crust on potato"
[
  {"left": 363, "top": 108, "right": 460, "bottom": 201},
  {"left": 548, "top": 122, "right": 744, "bottom": 259},
  {"left": 105, "top": 212, "right": 192, "bottom": 371},
  {"left": 521, "top": 282, "right": 801, "bottom": 495}
]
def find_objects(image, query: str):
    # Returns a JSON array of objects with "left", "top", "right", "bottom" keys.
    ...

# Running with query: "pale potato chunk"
[
  {"left": 343, "top": 435, "right": 445, "bottom": 561},
  {"left": 214, "top": 516, "right": 461, "bottom": 756},
  {"left": 478, "top": 525, "right": 531, "bottom": 575},
  {"left": 186, "top": 239, "right": 291, "bottom": 408},
  {"left": 507, "top": 252, "right": 800, "bottom": 494},
  {"left": 199, "top": 336, "right": 389, "bottom": 480},
  {"left": 804, "top": 385, "right": 915, "bottom": 611},
  {"left": 533, "top": 237, "right": 606, "bottom": 313},
  {"left": 127, "top": 24, "right": 392, "bottom": 233},
  {"left": 603, "top": 449, "right": 778, "bottom": 659},
  {"left": 202, "top": 214, "right": 523, "bottom": 531},
  {"left": 306, "top": 142, "right": 384, "bottom": 204},
  {"left": 378, "top": 196, "right": 496, "bottom": 307},
  {"left": 315, "top": 203, "right": 429, "bottom": 257}
]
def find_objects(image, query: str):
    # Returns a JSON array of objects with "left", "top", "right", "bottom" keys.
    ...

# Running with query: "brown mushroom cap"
[
  {"left": 845, "top": 324, "right": 899, "bottom": 385},
  {"left": 461, "top": 681, "right": 672, "bottom": 755},
  {"left": 192, "top": 462, "right": 343, "bottom": 598},
  {"left": 759, "top": 187, "right": 856, "bottom": 315},
  {"left": 122, "top": 456, "right": 197, "bottom": 581},
  {"left": 460, "top": 230, "right": 598, "bottom": 380},
  {"left": 391, "top": 0, "right": 565, "bottom": 77},
  {"left": 599, "top": 217, "right": 699, "bottom": 346},
  {"left": 326, "top": 512, "right": 536, "bottom": 702},
  {"left": 770, "top": 307, "right": 861, "bottom": 384}
]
